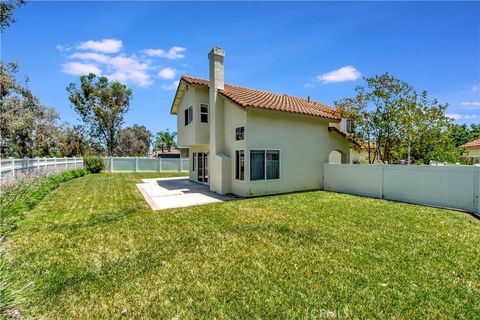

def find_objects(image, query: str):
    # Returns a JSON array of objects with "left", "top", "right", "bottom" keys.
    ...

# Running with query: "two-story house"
[{"left": 170, "top": 47, "right": 353, "bottom": 197}]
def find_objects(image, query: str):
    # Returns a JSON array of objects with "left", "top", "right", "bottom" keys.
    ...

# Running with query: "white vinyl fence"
[
  {"left": 0, "top": 157, "right": 84, "bottom": 184},
  {"left": 104, "top": 157, "right": 189, "bottom": 172},
  {"left": 324, "top": 164, "right": 479, "bottom": 215}
]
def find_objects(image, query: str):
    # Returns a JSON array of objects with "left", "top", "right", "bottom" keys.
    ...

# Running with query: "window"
[
  {"left": 200, "top": 104, "right": 208, "bottom": 123},
  {"left": 266, "top": 150, "right": 280, "bottom": 179},
  {"left": 235, "top": 150, "right": 244, "bottom": 181},
  {"left": 346, "top": 119, "right": 353, "bottom": 133},
  {"left": 235, "top": 126, "right": 245, "bottom": 141},
  {"left": 192, "top": 152, "right": 196, "bottom": 171},
  {"left": 250, "top": 150, "right": 280, "bottom": 181},
  {"left": 184, "top": 106, "right": 193, "bottom": 126}
]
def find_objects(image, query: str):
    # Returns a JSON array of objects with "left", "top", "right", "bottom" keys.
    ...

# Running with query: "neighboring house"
[
  {"left": 170, "top": 47, "right": 355, "bottom": 197},
  {"left": 150, "top": 148, "right": 183, "bottom": 159},
  {"left": 462, "top": 139, "right": 480, "bottom": 163}
]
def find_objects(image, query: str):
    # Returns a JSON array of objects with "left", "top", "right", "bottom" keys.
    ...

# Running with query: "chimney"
[{"left": 208, "top": 47, "right": 225, "bottom": 92}]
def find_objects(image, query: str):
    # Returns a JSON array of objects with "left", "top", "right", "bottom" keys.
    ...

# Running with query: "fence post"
[
  {"left": 11, "top": 158, "right": 15, "bottom": 179},
  {"left": 54, "top": 157, "right": 57, "bottom": 170},
  {"left": 180, "top": 158, "right": 183, "bottom": 172},
  {"left": 110, "top": 157, "right": 113, "bottom": 172},
  {"left": 378, "top": 165, "right": 384, "bottom": 199},
  {"left": 159, "top": 157, "right": 162, "bottom": 172},
  {"left": 135, "top": 157, "right": 138, "bottom": 172},
  {"left": 475, "top": 167, "right": 480, "bottom": 216}
]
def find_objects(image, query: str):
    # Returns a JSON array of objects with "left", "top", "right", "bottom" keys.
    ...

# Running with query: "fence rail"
[
  {"left": 104, "top": 157, "right": 189, "bottom": 172},
  {"left": 324, "top": 163, "right": 479, "bottom": 215},
  {"left": 0, "top": 157, "right": 84, "bottom": 184}
]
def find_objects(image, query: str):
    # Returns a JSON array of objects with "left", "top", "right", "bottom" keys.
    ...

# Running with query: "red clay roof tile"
[
  {"left": 463, "top": 139, "right": 480, "bottom": 148},
  {"left": 180, "top": 75, "right": 340, "bottom": 120}
]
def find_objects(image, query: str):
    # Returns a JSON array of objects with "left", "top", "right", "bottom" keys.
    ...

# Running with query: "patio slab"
[{"left": 136, "top": 177, "right": 234, "bottom": 210}]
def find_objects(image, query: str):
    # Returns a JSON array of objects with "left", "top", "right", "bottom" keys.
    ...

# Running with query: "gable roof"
[
  {"left": 172, "top": 75, "right": 340, "bottom": 121},
  {"left": 463, "top": 139, "right": 480, "bottom": 148}
]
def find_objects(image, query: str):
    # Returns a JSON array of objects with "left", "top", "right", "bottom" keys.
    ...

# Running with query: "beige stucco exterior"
[
  {"left": 464, "top": 146, "right": 480, "bottom": 162},
  {"left": 171, "top": 47, "right": 353, "bottom": 197},
  {"left": 174, "top": 84, "right": 351, "bottom": 197}
]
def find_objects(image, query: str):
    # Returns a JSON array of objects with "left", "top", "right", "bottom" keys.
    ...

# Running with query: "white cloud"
[
  {"left": 447, "top": 113, "right": 478, "bottom": 121},
  {"left": 158, "top": 67, "right": 177, "bottom": 79},
  {"left": 472, "top": 85, "right": 479, "bottom": 92},
  {"left": 144, "top": 47, "right": 186, "bottom": 59},
  {"left": 56, "top": 44, "right": 72, "bottom": 52},
  {"left": 315, "top": 66, "right": 362, "bottom": 83},
  {"left": 460, "top": 101, "right": 480, "bottom": 109},
  {"left": 161, "top": 80, "right": 180, "bottom": 91},
  {"left": 77, "top": 39, "right": 123, "bottom": 53},
  {"left": 67, "top": 52, "right": 152, "bottom": 86},
  {"left": 62, "top": 62, "right": 102, "bottom": 76}
]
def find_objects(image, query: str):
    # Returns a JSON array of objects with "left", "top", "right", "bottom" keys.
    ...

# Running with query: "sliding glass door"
[{"left": 197, "top": 152, "right": 209, "bottom": 183}]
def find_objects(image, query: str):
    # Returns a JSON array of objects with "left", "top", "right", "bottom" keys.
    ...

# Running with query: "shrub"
[{"left": 83, "top": 156, "right": 105, "bottom": 173}]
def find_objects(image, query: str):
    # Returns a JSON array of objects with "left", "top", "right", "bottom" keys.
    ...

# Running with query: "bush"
[{"left": 83, "top": 156, "right": 105, "bottom": 173}]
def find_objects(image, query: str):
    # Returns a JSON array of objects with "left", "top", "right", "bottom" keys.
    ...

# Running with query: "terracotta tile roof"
[
  {"left": 180, "top": 75, "right": 340, "bottom": 120},
  {"left": 463, "top": 139, "right": 480, "bottom": 148}
]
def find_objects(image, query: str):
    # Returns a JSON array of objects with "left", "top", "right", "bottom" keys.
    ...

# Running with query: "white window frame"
[
  {"left": 235, "top": 126, "right": 245, "bottom": 141},
  {"left": 192, "top": 152, "right": 196, "bottom": 171},
  {"left": 185, "top": 106, "right": 193, "bottom": 126},
  {"left": 234, "top": 149, "right": 245, "bottom": 181},
  {"left": 249, "top": 149, "right": 281, "bottom": 182},
  {"left": 200, "top": 104, "right": 209, "bottom": 123}
]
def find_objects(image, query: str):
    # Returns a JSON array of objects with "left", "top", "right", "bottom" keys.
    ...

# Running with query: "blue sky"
[{"left": 3, "top": 1, "right": 479, "bottom": 134}]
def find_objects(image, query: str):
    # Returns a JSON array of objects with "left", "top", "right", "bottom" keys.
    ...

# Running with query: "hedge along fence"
[
  {"left": 104, "top": 157, "right": 189, "bottom": 172},
  {"left": 324, "top": 163, "right": 480, "bottom": 216}
]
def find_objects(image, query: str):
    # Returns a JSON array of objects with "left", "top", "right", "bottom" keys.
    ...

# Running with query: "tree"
[
  {"left": 59, "top": 125, "right": 99, "bottom": 157},
  {"left": 115, "top": 124, "right": 152, "bottom": 156},
  {"left": 154, "top": 130, "right": 177, "bottom": 152},
  {"left": 0, "top": 62, "right": 64, "bottom": 157},
  {"left": 336, "top": 73, "right": 461, "bottom": 164},
  {"left": 0, "top": 0, "right": 25, "bottom": 32},
  {"left": 67, "top": 74, "right": 132, "bottom": 156}
]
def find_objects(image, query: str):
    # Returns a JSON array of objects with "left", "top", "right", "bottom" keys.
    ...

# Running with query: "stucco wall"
[
  {"left": 222, "top": 100, "right": 247, "bottom": 196},
  {"left": 176, "top": 86, "right": 210, "bottom": 147},
  {"left": 466, "top": 147, "right": 480, "bottom": 159},
  {"left": 240, "top": 109, "right": 350, "bottom": 197}
]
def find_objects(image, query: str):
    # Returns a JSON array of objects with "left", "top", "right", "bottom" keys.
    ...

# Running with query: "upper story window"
[
  {"left": 235, "top": 126, "right": 245, "bottom": 141},
  {"left": 200, "top": 104, "right": 208, "bottom": 123},
  {"left": 184, "top": 106, "right": 193, "bottom": 126}
]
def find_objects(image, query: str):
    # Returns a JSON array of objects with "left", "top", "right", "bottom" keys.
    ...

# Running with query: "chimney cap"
[{"left": 208, "top": 47, "right": 225, "bottom": 58}]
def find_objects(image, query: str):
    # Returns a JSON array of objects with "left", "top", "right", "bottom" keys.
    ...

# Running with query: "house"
[
  {"left": 150, "top": 148, "right": 183, "bottom": 159},
  {"left": 462, "top": 139, "right": 480, "bottom": 163},
  {"left": 170, "top": 47, "right": 355, "bottom": 197}
]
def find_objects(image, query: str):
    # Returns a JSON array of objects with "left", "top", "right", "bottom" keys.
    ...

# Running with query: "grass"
[{"left": 5, "top": 172, "right": 480, "bottom": 319}]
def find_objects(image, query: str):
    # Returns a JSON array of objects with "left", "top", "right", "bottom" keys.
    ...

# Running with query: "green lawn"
[{"left": 6, "top": 172, "right": 480, "bottom": 319}]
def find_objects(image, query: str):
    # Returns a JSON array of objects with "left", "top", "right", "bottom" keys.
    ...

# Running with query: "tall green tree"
[
  {"left": 67, "top": 74, "right": 132, "bottom": 156},
  {"left": 154, "top": 130, "right": 177, "bottom": 152},
  {"left": 115, "top": 124, "right": 152, "bottom": 156},
  {"left": 0, "top": 0, "right": 25, "bottom": 32},
  {"left": 0, "top": 62, "right": 63, "bottom": 157},
  {"left": 336, "top": 73, "right": 460, "bottom": 164}
]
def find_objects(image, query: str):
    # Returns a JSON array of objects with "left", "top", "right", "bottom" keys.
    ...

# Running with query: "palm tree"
[{"left": 154, "top": 130, "right": 177, "bottom": 152}]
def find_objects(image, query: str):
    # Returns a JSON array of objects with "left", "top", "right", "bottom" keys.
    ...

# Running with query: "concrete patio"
[{"left": 136, "top": 177, "right": 234, "bottom": 210}]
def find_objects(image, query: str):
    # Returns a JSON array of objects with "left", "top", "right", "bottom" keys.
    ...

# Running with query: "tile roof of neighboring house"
[
  {"left": 463, "top": 139, "right": 480, "bottom": 148},
  {"left": 180, "top": 75, "right": 340, "bottom": 121}
]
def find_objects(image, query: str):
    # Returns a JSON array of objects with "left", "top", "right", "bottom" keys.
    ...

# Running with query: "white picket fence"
[
  {"left": 324, "top": 163, "right": 479, "bottom": 215},
  {"left": 104, "top": 157, "right": 189, "bottom": 172},
  {"left": 0, "top": 157, "right": 84, "bottom": 184}
]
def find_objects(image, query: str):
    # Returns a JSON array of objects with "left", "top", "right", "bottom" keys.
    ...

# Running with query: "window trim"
[
  {"left": 192, "top": 152, "right": 196, "bottom": 171},
  {"left": 200, "top": 103, "right": 209, "bottom": 124},
  {"left": 235, "top": 149, "right": 245, "bottom": 181},
  {"left": 235, "top": 126, "right": 245, "bottom": 141},
  {"left": 249, "top": 149, "right": 281, "bottom": 182},
  {"left": 184, "top": 106, "right": 193, "bottom": 126}
]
